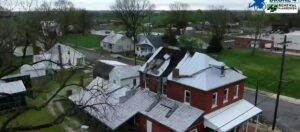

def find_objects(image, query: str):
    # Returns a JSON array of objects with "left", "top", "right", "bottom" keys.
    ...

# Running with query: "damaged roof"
[{"left": 140, "top": 47, "right": 186, "bottom": 77}]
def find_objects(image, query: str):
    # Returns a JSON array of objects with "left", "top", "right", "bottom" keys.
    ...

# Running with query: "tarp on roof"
[{"left": 204, "top": 99, "right": 262, "bottom": 132}]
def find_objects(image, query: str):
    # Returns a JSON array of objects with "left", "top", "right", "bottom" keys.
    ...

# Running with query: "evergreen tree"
[{"left": 207, "top": 35, "right": 223, "bottom": 53}]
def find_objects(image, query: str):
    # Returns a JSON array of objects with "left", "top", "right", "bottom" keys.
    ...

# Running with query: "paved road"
[
  {"left": 77, "top": 47, "right": 300, "bottom": 132},
  {"left": 245, "top": 90, "right": 300, "bottom": 132}
]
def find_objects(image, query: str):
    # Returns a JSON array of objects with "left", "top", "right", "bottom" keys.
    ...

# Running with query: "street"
[
  {"left": 245, "top": 90, "right": 300, "bottom": 132},
  {"left": 78, "top": 47, "right": 300, "bottom": 132}
]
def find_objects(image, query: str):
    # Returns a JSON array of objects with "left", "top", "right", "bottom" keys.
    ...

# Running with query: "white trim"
[
  {"left": 190, "top": 128, "right": 197, "bottom": 132},
  {"left": 212, "top": 92, "right": 218, "bottom": 108},
  {"left": 234, "top": 85, "right": 239, "bottom": 99},
  {"left": 184, "top": 90, "right": 191, "bottom": 105},
  {"left": 223, "top": 88, "right": 229, "bottom": 103}
]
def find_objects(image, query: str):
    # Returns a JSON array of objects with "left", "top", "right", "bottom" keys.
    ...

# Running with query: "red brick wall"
[
  {"left": 137, "top": 114, "right": 173, "bottom": 132},
  {"left": 139, "top": 72, "right": 159, "bottom": 93},
  {"left": 167, "top": 80, "right": 245, "bottom": 113},
  {"left": 234, "top": 37, "right": 273, "bottom": 49},
  {"left": 167, "top": 81, "right": 209, "bottom": 111}
]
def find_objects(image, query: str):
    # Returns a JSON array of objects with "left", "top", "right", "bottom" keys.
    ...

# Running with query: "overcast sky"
[{"left": 70, "top": 0, "right": 251, "bottom": 10}]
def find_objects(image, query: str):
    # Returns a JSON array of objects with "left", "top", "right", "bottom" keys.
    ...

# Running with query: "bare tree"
[
  {"left": 111, "top": 0, "right": 155, "bottom": 65},
  {"left": 0, "top": 1, "right": 117, "bottom": 131},
  {"left": 169, "top": 2, "right": 190, "bottom": 35}
]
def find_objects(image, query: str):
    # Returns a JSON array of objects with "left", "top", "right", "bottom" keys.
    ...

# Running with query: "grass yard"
[
  {"left": 219, "top": 49, "right": 300, "bottom": 99},
  {"left": 0, "top": 70, "right": 89, "bottom": 131},
  {"left": 61, "top": 34, "right": 101, "bottom": 49}
]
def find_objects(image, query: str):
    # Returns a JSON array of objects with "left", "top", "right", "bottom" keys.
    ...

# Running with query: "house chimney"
[
  {"left": 172, "top": 68, "right": 180, "bottom": 78},
  {"left": 220, "top": 66, "right": 225, "bottom": 77}
]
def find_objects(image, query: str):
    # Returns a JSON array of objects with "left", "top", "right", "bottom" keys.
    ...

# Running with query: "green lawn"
[
  {"left": 0, "top": 70, "right": 88, "bottom": 131},
  {"left": 219, "top": 49, "right": 300, "bottom": 99},
  {"left": 61, "top": 34, "right": 101, "bottom": 49}
]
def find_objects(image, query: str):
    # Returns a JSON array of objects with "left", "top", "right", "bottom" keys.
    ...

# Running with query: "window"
[
  {"left": 223, "top": 88, "right": 229, "bottom": 103},
  {"left": 234, "top": 85, "right": 239, "bottom": 99},
  {"left": 113, "top": 80, "right": 116, "bottom": 84},
  {"left": 212, "top": 92, "right": 218, "bottom": 108},
  {"left": 184, "top": 90, "right": 191, "bottom": 104},
  {"left": 133, "top": 79, "right": 137, "bottom": 86},
  {"left": 190, "top": 129, "right": 197, "bottom": 132}
]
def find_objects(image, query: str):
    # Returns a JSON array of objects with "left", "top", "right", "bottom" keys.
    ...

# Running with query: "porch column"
[
  {"left": 245, "top": 121, "right": 249, "bottom": 132},
  {"left": 255, "top": 114, "right": 260, "bottom": 132}
]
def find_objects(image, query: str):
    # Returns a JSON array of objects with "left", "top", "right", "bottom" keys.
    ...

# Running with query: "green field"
[
  {"left": 219, "top": 49, "right": 300, "bottom": 99},
  {"left": 61, "top": 34, "right": 101, "bottom": 49}
]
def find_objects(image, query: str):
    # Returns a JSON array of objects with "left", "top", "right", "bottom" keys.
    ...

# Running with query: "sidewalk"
[{"left": 245, "top": 87, "right": 300, "bottom": 105}]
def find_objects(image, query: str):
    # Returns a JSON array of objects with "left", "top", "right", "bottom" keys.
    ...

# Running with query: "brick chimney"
[{"left": 172, "top": 68, "right": 180, "bottom": 78}]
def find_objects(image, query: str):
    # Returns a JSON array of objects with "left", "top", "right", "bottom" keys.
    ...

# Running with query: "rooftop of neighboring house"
[
  {"left": 102, "top": 33, "right": 128, "bottom": 44},
  {"left": 167, "top": 52, "right": 246, "bottom": 91},
  {"left": 137, "top": 34, "right": 164, "bottom": 49},
  {"left": 69, "top": 88, "right": 204, "bottom": 132},
  {"left": 93, "top": 60, "right": 129, "bottom": 80},
  {"left": 0, "top": 80, "right": 26, "bottom": 96},
  {"left": 112, "top": 65, "right": 141, "bottom": 80},
  {"left": 47, "top": 43, "right": 85, "bottom": 57},
  {"left": 139, "top": 47, "right": 186, "bottom": 77}
]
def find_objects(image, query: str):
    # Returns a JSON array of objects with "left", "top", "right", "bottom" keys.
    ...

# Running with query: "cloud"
[{"left": 70, "top": 0, "right": 251, "bottom": 10}]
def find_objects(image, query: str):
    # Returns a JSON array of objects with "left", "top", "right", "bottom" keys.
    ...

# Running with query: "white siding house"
[
  {"left": 20, "top": 64, "right": 46, "bottom": 78},
  {"left": 14, "top": 46, "right": 34, "bottom": 57},
  {"left": 136, "top": 35, "right": 164, "bottom": 57},
  {"left": 109, "top": 65, "right": 140, "bottom": 88},
  {"left": 101, "top": 34, "right": 133, "bottom": 53},
  {"left": 32, "top": 43, "right": 85, "bottom": 70}
]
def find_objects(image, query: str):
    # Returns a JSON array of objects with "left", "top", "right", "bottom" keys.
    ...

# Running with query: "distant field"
[
  {"left": 219, "top": 49, "right": 300, "bottom": 99},
  {"left": 61, "top": 34, "right": 101, "bottom": 49}
]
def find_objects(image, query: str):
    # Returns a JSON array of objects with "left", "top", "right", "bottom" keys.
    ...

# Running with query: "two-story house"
[
  {"left": 136, "top": 35, "right": 164, "bottom": 57},
  {"left": 70, "top": 47, "right": 262, "bottom": 132}
]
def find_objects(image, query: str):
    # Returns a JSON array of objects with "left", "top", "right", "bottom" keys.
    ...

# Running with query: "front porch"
[{"left": 204, "top": 99, "right": 262, "bottom": 132}]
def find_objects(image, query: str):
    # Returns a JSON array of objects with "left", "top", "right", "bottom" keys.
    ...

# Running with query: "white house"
[
  {"left": 93, "top": 60, "right": 140, "bottom": 88},
  {"left": 32, "top": 43, "right": 85, "bottom": 70},
  {"left": 136, "top": 35, "right": 164, "bottom": 57},
  {"left": 109, "top": 65, "right": 140, "bottom": 88},
  {"left": 20, "top": 64, "right": 47, "bottom": 78},
  {"left": 14, "top": 46, "right": 34, "bottom": 57},
  {"left": 101, "top": 34, "right": 133, "bottom": 53}
]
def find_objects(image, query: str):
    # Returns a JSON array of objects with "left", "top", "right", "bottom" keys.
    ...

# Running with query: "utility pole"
[
  {"left": 255, "top": 80, "right": 258, "bottom": 106},
  {"left": 272, "top": 35, "right": 290, "bottom": 130}
]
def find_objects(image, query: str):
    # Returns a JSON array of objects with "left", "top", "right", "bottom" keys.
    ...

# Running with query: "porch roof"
[{"left": 204, "top": 99, "right": 262, "bottom": 132}]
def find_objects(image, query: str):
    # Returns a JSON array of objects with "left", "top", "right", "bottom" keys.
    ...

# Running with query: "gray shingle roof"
[
  {"left": 69, "top": 88, "right": 204, "bottom": 132},
  {"left": 138, "top": 35, "right": 164, "bottom": 48}
]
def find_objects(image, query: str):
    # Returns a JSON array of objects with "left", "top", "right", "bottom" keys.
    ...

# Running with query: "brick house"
[{"left": 70, "top": 47, "right": 262, "bottom": 132}]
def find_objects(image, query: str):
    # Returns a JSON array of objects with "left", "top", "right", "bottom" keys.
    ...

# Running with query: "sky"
[{"left": 70, "top": 0, "right": 252, "bottom": 11}]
